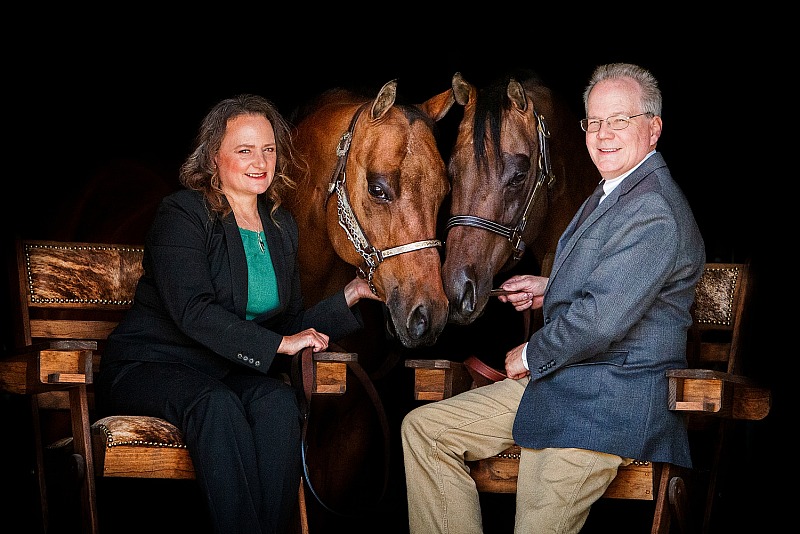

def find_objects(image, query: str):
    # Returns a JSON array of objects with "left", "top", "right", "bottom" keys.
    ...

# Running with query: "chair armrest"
[
  {"left": 405, "top": 359, "right": 474, "bottom": 401},
  {"left": 311, "top": 351, "right": 358, "bottom": 395},
  {"left": 666, "top": 369, "right": 771, "bottom": 420},
  {"left": 1, "top": 342, "right": 94, "bottom": 395}
]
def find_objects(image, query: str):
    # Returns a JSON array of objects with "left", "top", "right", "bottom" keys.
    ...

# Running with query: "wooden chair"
[
  {"left": 1, "top": 239, "right": 359, "bottom": 534},
  {"left": 406, "top": 262, "right": 771, "bottom": 533}
]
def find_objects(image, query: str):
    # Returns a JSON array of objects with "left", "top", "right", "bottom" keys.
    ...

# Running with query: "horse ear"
[
  {"left": 507, "top": 78, "right": 528, "bottom": 113},
  {"left": 370, "top": 79, "right": 398, "bottom": 121},
  {"left": 418, "top": 87, "right": 455, "bottom": 122},
  {"left": 452, "top": 72, "right": 474, "bottom": 107}
]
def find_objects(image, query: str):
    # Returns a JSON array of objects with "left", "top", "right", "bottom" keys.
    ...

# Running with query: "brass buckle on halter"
[
  {"left": 364, "top": 249, "right": 383, "bottom": 269},
  {"left": 510, "top": 231, "right": 525, "bottom": 261}
]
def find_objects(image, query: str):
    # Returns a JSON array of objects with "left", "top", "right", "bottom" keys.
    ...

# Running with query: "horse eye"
[
  {"left": 368, "top": 182, "right": 390, "bottom": 201},
  {"left": 508, "top": 171, "right": 527, "bottom": 187},
  {"left": 503, "top": 154, "right": 530, "bottom": 188}
]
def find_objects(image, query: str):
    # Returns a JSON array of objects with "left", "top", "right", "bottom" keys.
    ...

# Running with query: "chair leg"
[
  {"left": 31, "top": 396, "right": 50, "bottom": 533},
  {"left": 650, "top": 463, "right": 673, "bottom": 534},
  {"left": 649, "top": 463, "right": 689, "bottom": 534},
  {"left": 68, "top": 385, "right": 99, "bottom": 534},
  {"left": 298, "top": 477, "right": 309, "bottom": 534},
  {"left": 702, "top": 420, "right": 728, "bottom": 533},
  {"left": 668, "top": 476, "right": 688, "bottom": 533}
]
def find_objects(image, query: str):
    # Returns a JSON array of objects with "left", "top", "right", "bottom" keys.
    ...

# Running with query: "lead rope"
[{"left": 294, "top": 349, "right": 390, "bottom": 517}]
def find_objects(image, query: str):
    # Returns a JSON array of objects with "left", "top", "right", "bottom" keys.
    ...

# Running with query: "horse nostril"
[
  {"left": 460, "top": 281, "right": 476, "bottom": 317},
  {"left": 407, "top": 305, "right": 430, "bottom": 340}
]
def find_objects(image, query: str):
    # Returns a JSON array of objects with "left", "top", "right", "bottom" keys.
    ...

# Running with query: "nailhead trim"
[
  {"left": 25, "top": 243, "right": 143, "bottom": 305},
  {"left": 96, "top": 423, "right": 188, "bottom": 449}
]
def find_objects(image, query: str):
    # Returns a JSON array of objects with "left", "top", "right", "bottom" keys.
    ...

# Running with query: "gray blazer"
[{"left": 512, "top": 152, "right": 705, "bottom": 468}]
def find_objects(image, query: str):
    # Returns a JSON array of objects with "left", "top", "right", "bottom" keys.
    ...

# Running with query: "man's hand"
[
  {"left": 505, "top": 343, "right": 530, "bottom": 379},
  {"left": 496, "top": 274, "right": 548, "bottom": 312}
]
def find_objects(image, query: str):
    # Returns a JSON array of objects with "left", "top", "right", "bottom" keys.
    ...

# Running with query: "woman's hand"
[
  {"left": 496, "top": 275, "right": 548, "bottom": 312},
  {"left": 343, "top": 276, "right": 383, "bottom": 307},
  {"left": 278, "top": 328, "right": 330, "bottom": 355}
]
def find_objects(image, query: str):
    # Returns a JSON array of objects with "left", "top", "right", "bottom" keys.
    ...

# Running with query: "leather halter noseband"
[
  {"left": 445, "top": 109, "right": 555, "bottom": 261},
  {"left": 327, "top": 103, "right": 443, "bottom": 294}
]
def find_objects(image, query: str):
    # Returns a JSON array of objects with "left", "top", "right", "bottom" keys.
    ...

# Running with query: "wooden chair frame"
[
  {"left": 1, "top": 239, "right": 358, "bottom": 534},
  {"left": 406, "top": 262, "right": 770, "bottom": 533}
]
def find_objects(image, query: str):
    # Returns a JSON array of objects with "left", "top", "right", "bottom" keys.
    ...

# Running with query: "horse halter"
[
  {"left": 327, "top": 103, "right": 443, "bottom": 294},
  {"left": 446, "top": 110, "right": 555, "bottom": 261}
]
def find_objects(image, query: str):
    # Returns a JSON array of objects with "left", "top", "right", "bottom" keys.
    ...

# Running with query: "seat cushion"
[{"left": 92, "top": 415, "right": 195, "bottom": 479}]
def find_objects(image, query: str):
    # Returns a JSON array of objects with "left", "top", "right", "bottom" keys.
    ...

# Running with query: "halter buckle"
[
  {"left": 364, "top": 249, "right": 383, "bottom": 269},
  {"left": 336, "top": 131, "right": 352, "bottom": 157},
  {"left": 510, "top": 232, "right": 525, "bottom": 261}
]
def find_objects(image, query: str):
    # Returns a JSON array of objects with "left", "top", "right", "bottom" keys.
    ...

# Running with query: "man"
[{"left": 401, "top": 63, "right": 705, "bottom": 533}]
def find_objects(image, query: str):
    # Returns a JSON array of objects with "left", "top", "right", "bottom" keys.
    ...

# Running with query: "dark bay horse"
[
  {"left": 281, "top": 79, "right": 455, "bottom": 531},
  {"left": 443, "top": 70, "right": 601, "bottom": 325}
]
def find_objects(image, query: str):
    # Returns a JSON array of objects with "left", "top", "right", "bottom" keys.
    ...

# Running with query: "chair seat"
[
  {"left": 467, "top": 445, "right": 659, "bottom": 500},
  {"left": 92, "top": 415, "right": 195, "bottom": 479}
]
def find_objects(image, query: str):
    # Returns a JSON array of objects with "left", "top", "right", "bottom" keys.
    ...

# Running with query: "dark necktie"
[{"left": 576, "top": 182, "right": 605, "bottom": 228}]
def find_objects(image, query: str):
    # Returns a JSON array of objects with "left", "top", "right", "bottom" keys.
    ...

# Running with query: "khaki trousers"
[{"left": 401, "top": 377, "right": 629, "bottom": 534}]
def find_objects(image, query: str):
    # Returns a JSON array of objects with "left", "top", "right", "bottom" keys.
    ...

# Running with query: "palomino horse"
[
  {"left": 282, "top": 79, "right": 455, "bottom": 531},
  {"left": 443, "top": 70, "right": 601, "bottom": 325},
  {"left": 285, "top": 79, "right": 454, "bottom": 351}
]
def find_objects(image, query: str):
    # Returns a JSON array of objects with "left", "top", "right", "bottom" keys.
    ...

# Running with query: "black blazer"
[{"left": 104, "top": 189, "right": 364, "bottom": 378}]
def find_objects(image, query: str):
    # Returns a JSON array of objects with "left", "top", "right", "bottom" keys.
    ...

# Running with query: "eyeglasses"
[{"left": 580, "top": 113, "right": 653, "bottom": 133}]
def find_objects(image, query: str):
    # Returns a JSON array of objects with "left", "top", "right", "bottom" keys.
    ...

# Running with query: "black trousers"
[{"left": 96, "top": 360, "right": 303, "bottom": 534}]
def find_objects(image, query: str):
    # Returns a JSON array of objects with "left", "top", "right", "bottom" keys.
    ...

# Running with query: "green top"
[{"left": 239, "top": 228, "right": 279, "bottom": 319}]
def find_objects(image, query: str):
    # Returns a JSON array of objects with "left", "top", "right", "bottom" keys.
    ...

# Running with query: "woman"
[{"left": 96, "top": 94, "right": 380, "bottom": 534}]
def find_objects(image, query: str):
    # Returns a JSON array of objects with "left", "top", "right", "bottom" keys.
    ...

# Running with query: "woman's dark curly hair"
[{"left": 179, "top": 94, "right": 306, "bottom": 222}]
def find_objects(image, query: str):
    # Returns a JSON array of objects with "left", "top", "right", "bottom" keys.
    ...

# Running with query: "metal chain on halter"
[
  {"left": 327, "top": 105, "right": 381, "bottom": 293},
  {"left": 333, "top": 172, "right": 380, "bottom": 293}
]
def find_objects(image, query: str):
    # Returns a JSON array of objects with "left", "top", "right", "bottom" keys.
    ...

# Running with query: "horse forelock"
[
  {"left": 471, "top": 80, "right": 542, "bottom": 178},
  {"left": 471, "top": 86, "right": 502, "bottom": 175}
]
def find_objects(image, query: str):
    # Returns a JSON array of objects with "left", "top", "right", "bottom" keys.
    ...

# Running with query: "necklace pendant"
[{"left": 258, "top": 232, "right": 265, "bottom": 253}]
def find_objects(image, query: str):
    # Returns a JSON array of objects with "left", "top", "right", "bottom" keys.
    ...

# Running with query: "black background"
[
  {"left": 4, "top": 20, "right": 782, "bottom": 533},
  {"left": 11, "top": 40, "right": 758, "bottom": 263}
]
